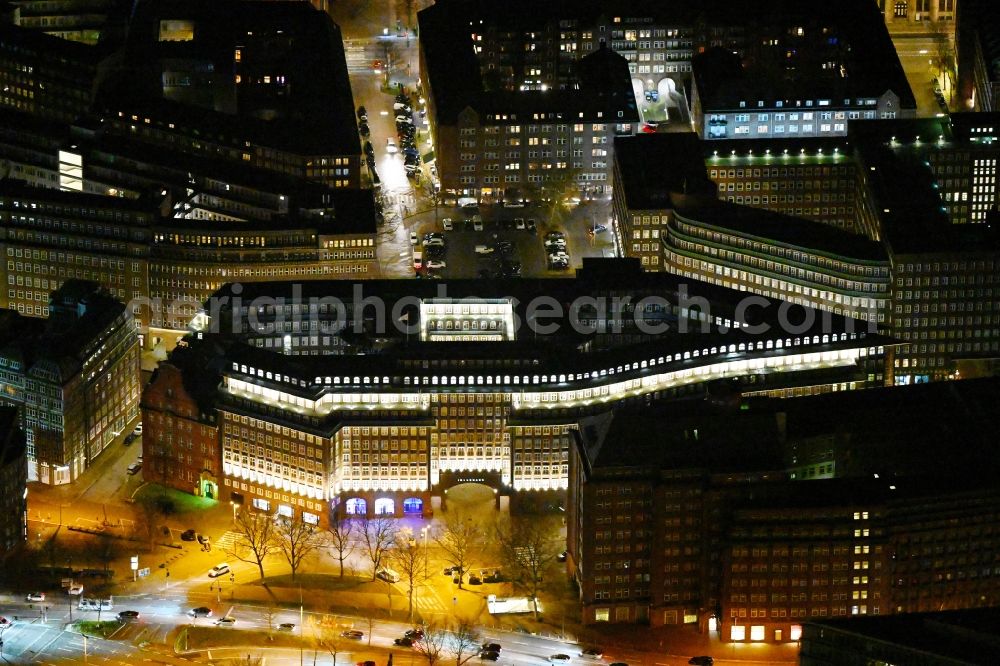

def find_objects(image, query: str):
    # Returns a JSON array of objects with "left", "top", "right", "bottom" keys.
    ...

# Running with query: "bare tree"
[
  {"left": 228, "top": 509, "right": 279, "bottom": 580},
  {"left": 494, "top": 516, "right": 562, "bottom": 619},
  {"left": 276, "top": 515, "right": 324, "bottom": 581},
  {"left": 434, "top": 511, "right": 481, "bottom": 590},
  {"left": 359, "top": 515, "right": 397, "bottom": 581},
  {"left": 315, "top": 621, "right": 343, "bottom": 665},
  {"left": 231, "top": 656, "right": 264, "bottom": 666},
  {"left": 326, "top": 514, "right": 356, "bottom": 579},
  {"left": 413, "top": 621, "right": 450, "bottom": 666},
  {"left": 263, "top": 602, "right": 278, "bottom": 640},
  {"left": 388, "top": 530, "right": 428, "bottom": 620},
  {"left": 449, "top": 618, "right": 482, "bottom": 666}
]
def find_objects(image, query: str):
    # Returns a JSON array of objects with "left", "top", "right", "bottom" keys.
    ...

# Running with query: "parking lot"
[{"left": 406, "top": 203, "right": 615, "bottom": 279}]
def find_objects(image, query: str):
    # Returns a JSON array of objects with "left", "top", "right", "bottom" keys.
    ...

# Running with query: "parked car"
[
  {"left": 482, "top": 642, "right": 502, "bottom": 653},
  {"left": 123, "top": 433, "right": 136, "bottom": 446},
  {"left": 181, "top": 529, "right": 197, "bottom": 541},
  {"left": 550, "top": 655, "right": 572, "bottom": 663},
  {"left": 188, "top": 607, "right": 213, "bottom": 617},
  {"left": 215, "top": 616, "right": 237, "bottom": 626},
  {"left": 117, "top": 610, "right": 140, "bottom": 621},
  {"left": 133, "top": 423, "right": 143, "bottom": 435},
  {"left": 67, "top": 584, "right": 84, "bottom": 596},
  {"left": 342, "top": 630, "right": 364, "bottom": 639},
  {"left": 25, "top": 592, "right": 45, "bottom": 602},
  {"left": 357, "top": 661, "right": 376, "bottom": 666},
  {"left": 480, "top": 651, "right": 501, "bottom": 661},
  {"left": 557, "top": 550, "right": 568, "bottom": 562},
  {"left": 472, "top": 215, "right": 484, "bottom": 231},
  {"left": 442, "top": 218, "right": 453, "bottom": 231},
  {"left": 514, "top": 218, "right": 526, "bottom": 230},
  {"left": 405, "top": 629, "right": 425, "bottom": 639},
  {"left": 278, "top": 623, "right": 296, "bottom": 632},
  {"left": 357, "top": 105, "right": 367, "bottom": 119},
  {"left": 410, "top": 232, "right": 419, "bottom": 245},
  {"left": 208, "top": 563, "right": 230, "bottom": 578},
  {"left": 394, "top": 636, "right": 415, "bottom": 647},
  {"left": 126, "top": 462, "right": 141, "bottom": 475},
  {"left": 426, "top": 259, "right": 446, "bottom": 270},
  {"left": 526, "top": 218, "right": 537, "bottom": 233},
  {"left": 393, "top": 102, "right": 411, "bottom": 112},
  {"left": 474, "top": 245, "right": 494, "bottom": 255},
  {"left": 581, "top": 648, "right": 603, "bottom": 659},
  {"left": 386, "top": 138, "right": 398, "bottom": 154},
  {"left": 688, "top": 658, "right": 713, "bottom": 666},
  {"left": 364, "top": 141, "right": 375, "bottom": 159},
  {"left": 359, "top": 122, "right": 370, "bottom": 138},
  {"left": 468, "top": 574, "right": 482, "bottom": 585}
]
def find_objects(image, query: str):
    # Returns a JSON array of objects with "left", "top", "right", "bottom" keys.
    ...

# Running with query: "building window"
[
  {"left": 595, "top": 608, "right": 610, "bottom": 622},
  {"left": 252, "top": 498, "right": 270, "bottom": 512},
  {"left": 730, "top": 625, "right": 746, "bottom": 641}
]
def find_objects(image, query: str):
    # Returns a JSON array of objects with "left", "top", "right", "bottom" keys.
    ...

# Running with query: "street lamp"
[{"left": 420, "top": 526, "right": 429, "bottom": 578}]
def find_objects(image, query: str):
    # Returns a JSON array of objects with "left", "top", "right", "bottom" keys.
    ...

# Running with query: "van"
[
  {"left": 458, "top": 197, "right": 478, "bottom": 209},
  {"left": 376, "top": 568, "right": 400, "bottom": 583}
]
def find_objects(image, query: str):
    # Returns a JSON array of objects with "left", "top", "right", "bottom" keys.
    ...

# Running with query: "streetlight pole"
[{"left": 299, "top": 586, "right": 304, "bottom": 666}]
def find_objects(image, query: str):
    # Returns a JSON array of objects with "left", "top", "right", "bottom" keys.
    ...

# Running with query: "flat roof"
[
  {"left": 98, "top": 0, "right": 359, "bottom": 156},
  {"left": 676, "top": 201, "right": 889, "bottom": 263},
  {"left": 809, "top": 607, "right": 1000, "bottom": 665},
  {"left": 613, "top": 134, "right": 717, "bottom": 210}
]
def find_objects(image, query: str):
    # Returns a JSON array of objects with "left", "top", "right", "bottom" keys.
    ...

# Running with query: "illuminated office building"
[{"left": 166, "top": 260, "right": 892, "bottom": 523}]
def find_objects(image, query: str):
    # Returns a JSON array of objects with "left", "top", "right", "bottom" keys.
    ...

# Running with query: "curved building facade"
[{"left": 663, "top": 204, "right": 891, "bottom": 323}]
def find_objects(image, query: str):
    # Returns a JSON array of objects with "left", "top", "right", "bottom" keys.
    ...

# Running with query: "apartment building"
[
  {"left": 0, "top": 280, "right": 138, "bottom": 483},
  {"left": 0, "top": 406, "right": 27, "bottom": 553}
]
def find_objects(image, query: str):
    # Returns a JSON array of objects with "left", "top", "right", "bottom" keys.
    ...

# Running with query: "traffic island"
[{"left": 73, "top": 620, "right": 122, "bottom": 638}]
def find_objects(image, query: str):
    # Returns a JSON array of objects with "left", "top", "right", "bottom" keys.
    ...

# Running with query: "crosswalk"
[
  {"left": 344, "top": 42, "right": 374, "bottom": 73},
  {"left": 215, "top": 530, "right": 239, "bottom": 551},
  {"left": 415, "top": 589, "right": 448, "bottom": 613}
]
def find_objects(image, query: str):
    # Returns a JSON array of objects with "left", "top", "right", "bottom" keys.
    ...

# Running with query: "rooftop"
[
  {"left": 807, "top": 607, "right": 1000, "bottom": 665},
  {"left": 851, "top": 118, "right": 1000, "bottom": 254},
  {"left": 0, "top": 281, "right": 130, "bottom": 382},
  {"left": 613, "top": 133, "right": 717, "bottom": 210},
  {"left": 675, "top": 200, "right": 889, "bottom": 263},
  {"left": 419, "top": 4, "right": 638, "bottom": 126},
  {"left": 97, "top": 0, "right": 359, "bottom": 156}
]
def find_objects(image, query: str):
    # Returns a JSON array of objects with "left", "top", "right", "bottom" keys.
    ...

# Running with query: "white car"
[
  {"left": 514, "top": 218, "right": 526, "bottom": 230},
  {"left": 133, "top": 423, "right": 143, "bottom": 435},
  {"left": 67, "top": 584, "right": 84, "bottom": 596},
  {"left": 25, "top": 592, "right": 45, "bottom": 602},
  {"left": 426, "top": 260, "right": 446, "bottom": 270},
  {"left": 386, "top": 138, "right": 398, "bottom": 154},
  {"left": 442, "top": 218, "right": 453, "bottom": 231},
  {"left": 208, "top": 563, "right": 231, "bottom": 578},
  {"left": 472, "top": 215, "right": 484, "bottom": 231},
  {"left": 474, "top": 245, "right": 495, "bottom": 255},
  {"left": 410, "top": 232, "right": 419, "bottom": 245},
  {"left": 126, "top": 462, "right": 141, "bottom": 475}
]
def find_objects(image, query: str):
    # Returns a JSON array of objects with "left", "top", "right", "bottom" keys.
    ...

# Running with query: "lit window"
[{"left": 730, "top": 625, "right": 746, "bottom": 641}]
